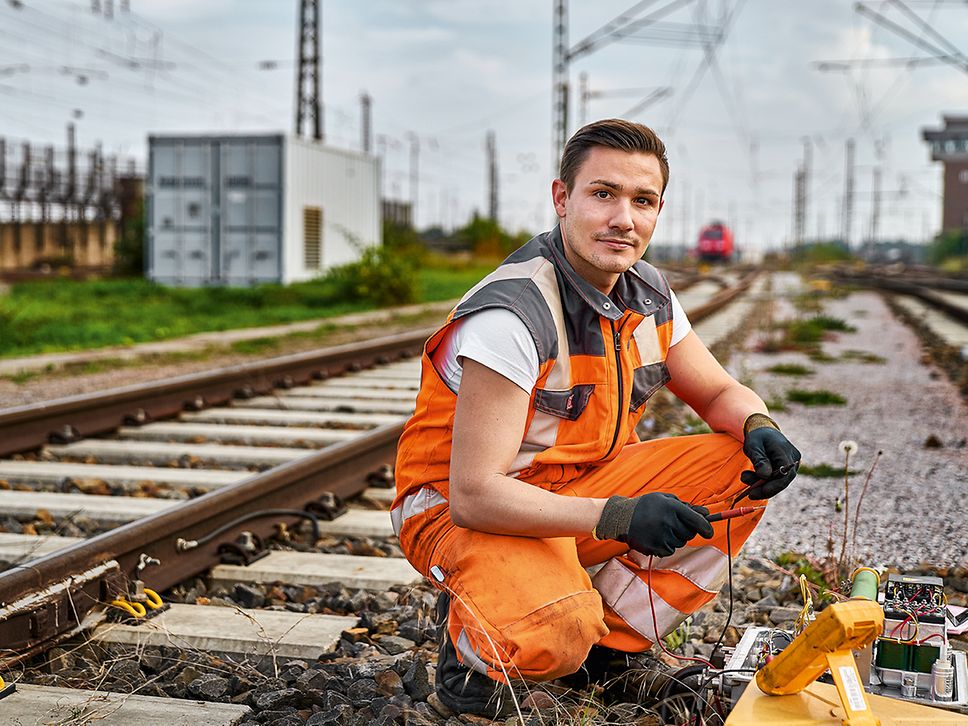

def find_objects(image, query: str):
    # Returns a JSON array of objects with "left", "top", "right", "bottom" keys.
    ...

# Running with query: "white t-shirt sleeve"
[
  {"left": 430, "top": 308, "right": 540, "bottom": 394},
  {"left": 431, "top": 289, "right": 689, "bottom": 393},
  {"left": 669, "top": 289, "right": 691, "bottom": 346}
]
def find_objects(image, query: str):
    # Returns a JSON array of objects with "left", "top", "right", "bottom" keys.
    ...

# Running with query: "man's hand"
[
  {"left": 595, "top": 493, "right": 714, "bottom": 558},
  {"left": 741, "top": 413, "right": 801, "bottom": 500}
]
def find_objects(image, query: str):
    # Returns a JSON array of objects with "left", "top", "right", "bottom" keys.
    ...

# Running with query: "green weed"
[
  {"left": 663, "top": 616, "right": 692, "bottom": 651},
  {"left": 840, "top": 349, "right": 886, "bottom": 364},
  {"left": 230, "top": 337, "right": 281, "bottom": 355},
  {"left": 5, "top": 370, "right": 39, "bottom": 385},
  {"left": 774, "top": 552, "right": 836, "bottom": 600},
  {"left": 765, "top": 397, "right": 788, "bottom": 413},
  {"left": 807, "top": 349, "right": 838, "bottom": 363},
  {"left": 787, "top": 388, "right": 847, "bottom": 406},
  {"left": 786, "top": 315, "right": 855, "bottom": 345},
  {"left": 766, "top": 363, "right": 814, "bottom": 377},
  {"left": 798, "top": 463, "right": 859, "bottom": 478}
]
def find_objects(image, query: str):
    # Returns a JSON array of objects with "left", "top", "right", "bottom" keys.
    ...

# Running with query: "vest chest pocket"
[
  {"left": 630, "top": 362, "right": 671, "bottom": 411},
  {"left": 533, "top": 384, "right": 595, "bottom": 421}
]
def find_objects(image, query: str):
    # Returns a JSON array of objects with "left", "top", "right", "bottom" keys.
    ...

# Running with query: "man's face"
[{"left": 552, "top": 146, "right": 664, "bottom": 295}]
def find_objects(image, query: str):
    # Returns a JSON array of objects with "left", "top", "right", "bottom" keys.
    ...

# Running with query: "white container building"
[{"left": 146, "top": 133, "right": 380, "bottom": 286}]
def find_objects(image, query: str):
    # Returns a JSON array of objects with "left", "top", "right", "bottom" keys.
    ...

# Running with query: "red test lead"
[{"left": 705, "top": 506, "right": 766, "bottom": 523}]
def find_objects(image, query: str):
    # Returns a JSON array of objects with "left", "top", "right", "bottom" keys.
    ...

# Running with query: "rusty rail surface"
[
  {"left": 685, "top": 270, "right": 760, "bottom": 323},
  {"left": 0, "top": 327, "right": 431, "bottom": 458},
  {"left": 0, "top": 424, "right": 400, "bottom": 661}
]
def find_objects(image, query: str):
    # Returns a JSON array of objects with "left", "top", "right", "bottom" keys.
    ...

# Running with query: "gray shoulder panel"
[{"left": 453, "top": 279, "right": 559, "bottom": 363}]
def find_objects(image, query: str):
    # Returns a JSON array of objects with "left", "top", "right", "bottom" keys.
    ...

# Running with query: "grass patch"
[
  {"left": 759, "top": 314, "right": 855, "bottom": 355},
  {"left": 786, "top": 315, "right": 856, "bottom": 345},
  {"left": 5, "top": 369, "right": 41, "bottom": 384},
  {"left": 0, "top": 259, "right": 491, "bottom": 358},
  {"left": 766, "top": 363, "right": 814, "bottom": 377},
  {"left": 807, "top": 349, "right": 838, "bottom": 363},
  {"left": 798, "top": 463, "right": 859, "bottom": 478},
  {"left": 765, "top": 397, "right": 789, "bottom": 413},
  {"left": 775, "top": 552, "right": 836, "bottom": 597},
  {"left": 4, "top": 349, "right": 217, "bottom": 384},
  {"left": 840, "top": 349, "right": 886, "bottom": 364},
  {"left": 787, "top": 388, "right": 847, "bottom": 406},
  {"left": 229, "top": 337, "right": 283, "bottom": 355}
]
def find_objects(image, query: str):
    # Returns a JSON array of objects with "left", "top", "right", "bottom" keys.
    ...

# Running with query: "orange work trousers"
[{"left": 396, "top": 433, "right": 762, "bottom": 684}]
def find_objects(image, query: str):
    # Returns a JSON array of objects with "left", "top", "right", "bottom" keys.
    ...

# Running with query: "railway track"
[
  {"left": 0, "top": 270, "right": 762, "bottom": 723},
  {"left": 831, "top": 268, "right": 968, "bottom": 344}
]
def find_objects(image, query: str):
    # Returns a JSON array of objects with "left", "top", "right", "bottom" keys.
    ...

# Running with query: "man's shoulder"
[
  {"left": 455, "top": 232, "right": 558, "bottom": 309},
  {"left": 629, "top": 258, "right": 670, "bottom": 288}
]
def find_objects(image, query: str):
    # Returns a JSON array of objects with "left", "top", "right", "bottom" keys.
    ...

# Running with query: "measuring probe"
[{"left": 705, "top": 506, "right": 766, "bottom": 522}]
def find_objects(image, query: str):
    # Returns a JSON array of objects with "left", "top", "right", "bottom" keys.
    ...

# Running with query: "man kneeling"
[{"left": 390, "top": 118, "right": 800, "bottom": 716}]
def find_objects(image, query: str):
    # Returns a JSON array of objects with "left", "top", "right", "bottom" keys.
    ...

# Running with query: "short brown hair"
[{"left": 559, "top": 119, "right": 669, "bottom": 195}]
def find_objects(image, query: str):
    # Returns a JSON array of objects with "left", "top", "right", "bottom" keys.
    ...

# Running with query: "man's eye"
[
  {"left": 595, "top": 190, "right": 610, "bottom": 199},
  {"left": 636, "top": 198, "right": 652, "bottom": 206}
]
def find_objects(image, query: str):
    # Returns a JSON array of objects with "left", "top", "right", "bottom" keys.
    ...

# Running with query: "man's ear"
[
  {"left": 658, "top": 198, "right": 665, "bottom": 215},
  {"left": 551, "top": 178, "right": 568, "bottom": 218}
]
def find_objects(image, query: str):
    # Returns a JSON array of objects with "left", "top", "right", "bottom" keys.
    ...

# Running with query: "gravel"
[
  {"left": 21, "top": 553, "right": 968, "bottom": 724},
  {"left": 737, "top": 274, "right": 968, "bottom": 569}
]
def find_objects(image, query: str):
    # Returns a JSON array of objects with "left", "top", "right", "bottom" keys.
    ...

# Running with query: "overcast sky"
[{"left": 3, "top": 0, "right": 968, "bottom": 252}]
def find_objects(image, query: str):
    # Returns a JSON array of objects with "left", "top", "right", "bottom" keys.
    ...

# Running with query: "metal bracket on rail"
[
  {"left": 305, "top": 491, "right": 346, "bottom": 521},
  {"left": 108, "top": 554, "right": 169, "bottom": 623},
  {"left": 48, "top": 424, "right": 80, "bottom": 445},
  {"left": 122, "top": 408, "right": 151, "bottom": 426},
  {"left": 366, "top": 464, "right": 394, "bottom": 489},
  {"left": 217, "top": 531, "right": 270, "bottom": 566}
]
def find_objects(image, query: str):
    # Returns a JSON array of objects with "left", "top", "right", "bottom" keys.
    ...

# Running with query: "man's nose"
[{"left": 609, "top": 200, "right": 634, "bottom": 231}]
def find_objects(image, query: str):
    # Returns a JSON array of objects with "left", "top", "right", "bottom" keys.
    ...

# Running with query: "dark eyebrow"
[{"left": 588, "top": 179, "right": 660, "bottom": 199}]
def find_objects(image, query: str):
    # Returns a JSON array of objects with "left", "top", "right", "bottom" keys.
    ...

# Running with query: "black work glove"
[
  {"left": 741, "top": 413, "right": 801, "bottom": 500},
  {"left": 595, "top": 493, "right": 714, "bottom": 558}
]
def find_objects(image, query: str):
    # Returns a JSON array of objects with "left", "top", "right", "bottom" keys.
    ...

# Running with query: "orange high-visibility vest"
[{"left": 393, "top": 226, "right": 675, "bottom": 509}]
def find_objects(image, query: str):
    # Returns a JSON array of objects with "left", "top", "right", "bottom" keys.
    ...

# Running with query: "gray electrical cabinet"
[{"left": 147, "top": 133, "right": 380, "bottom": 286}]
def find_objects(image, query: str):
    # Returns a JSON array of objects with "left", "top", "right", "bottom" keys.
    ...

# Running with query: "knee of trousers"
[{"left": 486, "top": 590, "right": 609, "bottom": 682}]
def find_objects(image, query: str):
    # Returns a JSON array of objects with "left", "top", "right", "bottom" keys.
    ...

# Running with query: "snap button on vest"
[{"left": 603, "top": 302, "right": 611, "bottom": 310}]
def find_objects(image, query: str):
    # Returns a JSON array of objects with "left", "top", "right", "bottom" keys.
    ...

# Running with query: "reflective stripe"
[
  {"left": 627, "top": 545, "right": 729, "bottom": 594},
  {"left": 592, "top": 558, "right": 686, "bottom": 640},
  {"left": 457, "top": 628, "right": 492, "bottom": 675},
  {"left": 390, "top": 487, "right": 449, "bottom": 536},
  {"left": 632, "top": 315, "right": 662, "bottom": 365},
  {"left": 510, "top": 262, "right": 570, "bottom": 474},
  {"left": 531, "top": 261, "right": 570, "bottom": 388},
  {"left": 510, "top": 442, "right": 542, "bottom": 476},
  {"left": 458, "top": 257, "right": 550, "bottom": 305}
]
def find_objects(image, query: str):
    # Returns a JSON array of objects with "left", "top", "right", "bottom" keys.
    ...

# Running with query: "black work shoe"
[
  {"left": 433, "top": 591, "right": 515, "bottom": 717},
  {"left": 558, "top": 644, "right": 670, "bottom": 701}
]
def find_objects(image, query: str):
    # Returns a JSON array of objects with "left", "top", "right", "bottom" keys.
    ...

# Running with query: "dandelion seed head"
[{"left": 838, "top": 440, "right": 859, "bottom": 456}]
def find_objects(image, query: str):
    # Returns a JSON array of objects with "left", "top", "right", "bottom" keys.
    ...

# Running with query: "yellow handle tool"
[{"left": 755, "top": 599, "right": 884, "bottom": 726}]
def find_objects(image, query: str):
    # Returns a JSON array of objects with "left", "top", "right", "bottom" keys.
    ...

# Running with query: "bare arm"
[
  {"left": 664, "top": 330, "right": 768, "bottom": 440},
  {"left": 449, "top": 358, "right": 607, "bottom": 536}
]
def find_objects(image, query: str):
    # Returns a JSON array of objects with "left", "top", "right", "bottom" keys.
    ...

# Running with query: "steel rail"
[
  {"left": 834, "top": 272, "right": 968, "bottom": 326},
  {"left": 684, "top": 270, "right": 760, "bottom": 323},
  {"left": 0, "top": 423, "right": 401, "bottom": 659},
  {"left": 0, "top": 327, "right": 432, "bottom": 458}
]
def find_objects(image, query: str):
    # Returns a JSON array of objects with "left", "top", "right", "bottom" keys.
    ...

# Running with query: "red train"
[{"left": 696, "top": 222, "right": 734, "bottom": 262}]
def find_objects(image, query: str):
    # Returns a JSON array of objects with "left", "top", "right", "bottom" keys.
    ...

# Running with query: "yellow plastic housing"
[{"left": 756, "top": 599, "right": 884, "bottom": 696}]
